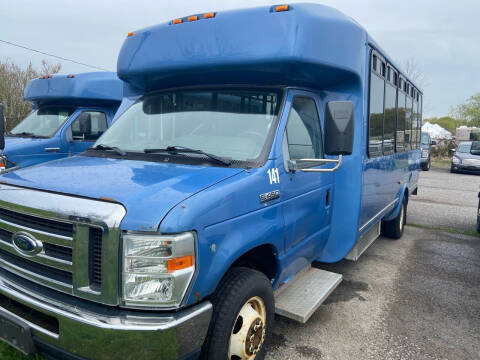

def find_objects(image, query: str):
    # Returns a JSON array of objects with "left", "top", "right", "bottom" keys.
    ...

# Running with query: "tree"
[
  {"left": 404, "top": 57, "right": 427, "bottom": 90},
  {"left": 0, "top": 59, "right": 61, "bottom": 131},
  {"left": 451, "top": 93, "right": 480, "bottom": 127}
]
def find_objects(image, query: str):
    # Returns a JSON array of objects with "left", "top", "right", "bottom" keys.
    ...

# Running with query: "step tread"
[{"left": 274, "top": 267, "right": 342, "bottom": 323}]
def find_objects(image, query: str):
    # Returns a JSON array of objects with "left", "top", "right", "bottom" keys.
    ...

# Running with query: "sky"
[{"left": 1, "top": 0, "right": 479, "bottom": 118}]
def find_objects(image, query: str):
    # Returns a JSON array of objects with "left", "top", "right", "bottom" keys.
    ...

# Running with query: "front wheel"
[
  {"left": 381, "top": 197, "right": 407, "bottom": 239},
  {"left": 202, "top": 267, "right": 274, "bottom": 360},
  {"left": 421, "top": 158, "right": 431, "bottom": 171}
]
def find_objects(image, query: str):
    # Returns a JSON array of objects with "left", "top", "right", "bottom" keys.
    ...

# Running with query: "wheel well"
[{"left": 230, "top": 244, "right": 278, "bottom": 282}]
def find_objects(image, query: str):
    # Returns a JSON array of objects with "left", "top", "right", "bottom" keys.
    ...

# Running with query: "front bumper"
[
  {"left": 451, "top": 163, "right": 480, "bottom": 174},
  {"left": 0, "top": 271, "right": 212, "bottom": 360}
]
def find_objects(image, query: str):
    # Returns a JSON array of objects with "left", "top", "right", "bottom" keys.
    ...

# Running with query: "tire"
[
  {"left": 202, "top": 267, "right": 274, "bottom": 360},
  {"left": 421, "top": 158, "right": 430, "bottom": 171},
  {"left": 381, "top": 197, "right": 407, "bottom": 240},
  {"left": 450, "top": 166, "right": 456, "bottom": 174}
]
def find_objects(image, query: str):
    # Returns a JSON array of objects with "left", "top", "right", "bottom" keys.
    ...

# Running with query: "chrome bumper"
[{"left": 0, "top": 273, "right": 212, "bottom": 360}]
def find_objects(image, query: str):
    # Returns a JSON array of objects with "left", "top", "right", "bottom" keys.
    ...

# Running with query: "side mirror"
[
  {"left": 431, "top": 140, "right": 437, "bottom": 146},
  {"left": 324, "top": 101, "right": 354, "bottom": 156},
  {"left": 0, "top": 104, "right": 5, "bottom": 151}
]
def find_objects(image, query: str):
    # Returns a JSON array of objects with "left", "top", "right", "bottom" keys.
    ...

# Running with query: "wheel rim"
[
  {"left": 228, "top": 296, "right": 267, "bottom": 360},
  {"left": 399, "top": 203, "right": 405, "bottom": 231}
]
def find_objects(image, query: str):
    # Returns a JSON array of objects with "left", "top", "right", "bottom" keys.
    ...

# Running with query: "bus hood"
[
  {"left": 3, "top": 136, "right": 53, "bottom": 156},
  {"left": 0, "top": 156, "right": 243, "bottom": 231}
]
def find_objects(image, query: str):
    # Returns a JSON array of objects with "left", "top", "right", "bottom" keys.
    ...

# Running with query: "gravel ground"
[{"left": 266, "top": 167, "right": 480, "bottom": 360}]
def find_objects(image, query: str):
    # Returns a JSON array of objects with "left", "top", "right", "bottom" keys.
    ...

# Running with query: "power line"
[{"left": 0, "top": 39, "right": 111, "bottom": 72}]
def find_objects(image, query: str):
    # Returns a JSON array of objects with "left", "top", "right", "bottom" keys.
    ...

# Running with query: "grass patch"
[
  {"left": 409, "top": 223, "right": 480, "bottom": 238},
  {"left": 431, "top": 158, "right": 451, "bottom": 169},
  {"left": 0, "top": 342, "right": 46, "bottom": 360}
]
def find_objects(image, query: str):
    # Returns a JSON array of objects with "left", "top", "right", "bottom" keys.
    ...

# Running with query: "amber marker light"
[
  {"left": 188, "top": 15, "right": 199, "bottom": 22},
  {"left": 127, "top": 31, "right": 135, "bottom": 37},
  {"left": 167, "top": 254, "right": 194, "bottom": 273},
  {"left": 172, "top": 18, "right": 183, "bottom": 25},
  {"left": 67, "top": 74, "right": 74, "bottom": 78},
  {"left": 275, "top": 5, "right": 290, "bottom": 12},
  {"left": 203, "top": 12, "right": 215, "bottom": 19}
]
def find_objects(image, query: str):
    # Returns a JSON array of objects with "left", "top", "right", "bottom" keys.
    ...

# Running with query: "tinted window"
[
  {"left": 286, "top": 97, "right": 323, "bottom": 160},
  {"left": 71, "top": 111, "right": 107, "bottom": 141},
  {"left": 471, "top": 141, "right": 480, "bottom": 155},
  {"left": 405, "top": 96, "right": 413, "bottom": 150},
  {"left": 396, "top": 92, "right": 406, "bottom": 152},
  {"left": 369, "top": 73, "right": 384, "bottom": 157},
  {"left": 412, "top": 100, "right": 418, "bottom": 149},
  {"left": 384, "top": 82, "right": 396, "bottom": 155}
]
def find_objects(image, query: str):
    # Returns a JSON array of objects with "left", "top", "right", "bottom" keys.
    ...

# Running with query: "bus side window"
[
  {"left": 384, "top": 81, "right": 396, "bottom": 155},
  {"left": 368, "top": 70, "right": 385, "bottom": 157},
  {"left": 396, "top": 88, "right": 406, "bottom": 152}
]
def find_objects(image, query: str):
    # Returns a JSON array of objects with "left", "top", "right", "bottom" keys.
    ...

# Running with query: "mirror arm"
[{"left": 298, "top": 155, "right": 343, "bottom": 173}]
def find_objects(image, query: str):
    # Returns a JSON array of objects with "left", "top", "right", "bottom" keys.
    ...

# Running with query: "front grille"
[
  {"left": 0, "top": 293, "right": 59, "bottom": 334},
  {"left": 0, "top": 207, "right": 73, "bottom": 238},
  {"left": 0, "top": 228, "right": 12, "bottom": 244},
  {"left": 0, "top": 249, "right": 72, "bottom": 285},
  {"left": 43, "top": 243, "right": 73, "bottom": 263},
  {"left": 89, "top": 228, "right": 103, "bottom": 290}
]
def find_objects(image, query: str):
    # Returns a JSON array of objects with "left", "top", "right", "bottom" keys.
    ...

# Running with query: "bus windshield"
[
  {"left": 10, "top": 107, "right": 74, "bottom": 138},
  {"left": 96, "top": 89, "right": 281, "bottom": 162}
]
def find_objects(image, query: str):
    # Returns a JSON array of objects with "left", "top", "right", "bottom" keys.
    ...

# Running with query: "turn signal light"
[
  {"left": 275, "top": 5, "right": 290, "bottom": 12},
  {"left": 167, "top": 254, "right": 194, "bottom": 273}
]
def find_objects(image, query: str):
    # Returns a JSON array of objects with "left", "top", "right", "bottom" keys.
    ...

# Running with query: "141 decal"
[{"left": 267, "top": 168, "right": 280, "bottom": 184}]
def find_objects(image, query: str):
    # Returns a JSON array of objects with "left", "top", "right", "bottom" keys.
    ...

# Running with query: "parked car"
[
  {"left": 0, "top": 72, "right": 122, "bottom": 173},
  {"left": 451, "top": 141, "right": 480, "bottom": 174},
  {"left": 420, "top": 132, "right": 436, "bottom": 171}
]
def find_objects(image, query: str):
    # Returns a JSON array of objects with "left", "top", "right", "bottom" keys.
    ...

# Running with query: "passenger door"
[
  {"left": 280, "top": 91, "right": 334, "bottom": 253},
  {"left": 67, "top": 111, "right": 108, "bottom": 155}
]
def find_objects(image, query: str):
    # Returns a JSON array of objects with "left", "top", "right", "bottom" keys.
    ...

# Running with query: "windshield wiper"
[
  {"left": 9, "top": 132, "right": 47, "bottom": 139},
  {"left": 144, "top": 146, "right": 232, "bottom": 166},
  {"left": 89, "top": 144, "right": 127, "bottom": 156}
]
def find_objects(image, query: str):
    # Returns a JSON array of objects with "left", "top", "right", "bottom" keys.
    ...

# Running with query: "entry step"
[{"left": 274, "top": 267, "right": 342, "bottom": 323}]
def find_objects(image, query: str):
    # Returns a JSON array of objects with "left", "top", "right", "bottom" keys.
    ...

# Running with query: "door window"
[
  {"left": 285, "top": 97, "right": 323, "bottom": 163},
  {"left": 70, "top": 111, "right": 107, "bottom": 141}
]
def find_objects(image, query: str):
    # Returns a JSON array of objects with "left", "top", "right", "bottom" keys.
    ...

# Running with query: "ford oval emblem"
[{"left": 12, "top": 232, "right": 43, "bottom": 257}]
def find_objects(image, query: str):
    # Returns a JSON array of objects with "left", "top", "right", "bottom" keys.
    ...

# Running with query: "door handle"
[{"left": 45, "top": 147, "right": 60, "bottom": 153}]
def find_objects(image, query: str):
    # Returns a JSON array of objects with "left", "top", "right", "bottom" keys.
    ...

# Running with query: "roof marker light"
[
  {"left": 172, "top": 18, "right": 183, "bottom": 25},
  {"left": 68, "top": 74, "right": 74, "bottom": 78},
  {"left": 275, "top": 5, "right": 290, "bottom": 12},
  {"left": 188, "top": 15, "right": 199, "bottom": 22},
  {"left": 204, "top": 12, "right": 215, "bottom": 19},
  {"left": 127, "top": 31, "right": 135, "bottom": 37}
]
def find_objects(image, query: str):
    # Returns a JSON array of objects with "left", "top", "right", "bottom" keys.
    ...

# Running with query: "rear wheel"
[
  {"left": 381, "top": 197, "right": 407, "bottom": 239},
  {"left": 202, "top": 267, "right": 274, "bottom": 360}
]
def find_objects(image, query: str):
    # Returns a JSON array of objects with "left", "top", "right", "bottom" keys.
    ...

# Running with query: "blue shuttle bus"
[
  {"left": 0, "top": 72, "right": 122, "bottom": 173},
  {"left": 0, "top": 4, "right": 421, "bottom": 360}
]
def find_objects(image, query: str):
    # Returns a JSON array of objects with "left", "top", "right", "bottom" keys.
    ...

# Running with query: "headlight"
[
  {"left": 122, "top": 232, "right": 196, "bottom": 308},
  {"left": 422, "top": 150, "right": 429, "bottom": 158},
  {"left": 452, "top": 157, "right": 461, "bottom": 164}
]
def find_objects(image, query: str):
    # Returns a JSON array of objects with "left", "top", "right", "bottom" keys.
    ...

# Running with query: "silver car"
[{"left": 451, "top": 141, "right": 480, "bottom": 174}]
